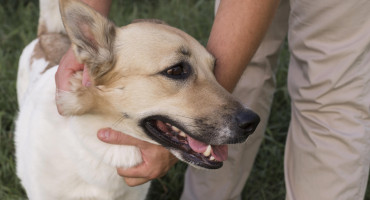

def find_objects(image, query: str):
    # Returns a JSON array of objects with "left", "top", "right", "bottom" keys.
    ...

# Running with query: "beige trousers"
[{"left": 181, "top": 0, "right": 370, "bottom": 199}]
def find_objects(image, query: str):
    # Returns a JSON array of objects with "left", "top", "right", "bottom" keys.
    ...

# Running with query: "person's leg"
[
  {"left": 181, "top": 0, "right": 290, "bottom": 199},
  {"left": 285, "top": 0, "right": 370, "bottom": 199}
]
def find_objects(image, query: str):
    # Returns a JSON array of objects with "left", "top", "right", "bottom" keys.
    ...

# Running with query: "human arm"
[
  {"left": 96, "top": 0, "right": 280, "bottom": 187},
  {"left": 56, "top": 0, "right": 280, "bottom": 187},
  {"left": 79, "top": 0, "right": 112, "bottom": 16},
  {"left": 208, "top": 0, "right": 280, "bottom": 92}
]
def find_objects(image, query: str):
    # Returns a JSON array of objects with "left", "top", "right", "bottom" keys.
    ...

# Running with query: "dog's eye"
[
  {"left": 161, "top": 62, "right": 191, "bottom": 80},
  {"left": 167, "top": 65, "right": 187, "bottom": 76}
]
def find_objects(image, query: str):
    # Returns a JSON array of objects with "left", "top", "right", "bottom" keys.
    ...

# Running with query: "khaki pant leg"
[
  {"left": 285, "top": 0, "right": 370, "bottom": 199},
  {"left": 180, "top": 0, "right": 289, "bottom": 199}
]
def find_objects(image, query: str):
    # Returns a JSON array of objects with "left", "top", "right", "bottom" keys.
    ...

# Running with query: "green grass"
[
  {"left": 0, "top": 1, "right": 38, "bottom": 199},
  {"left": 0, "top": 0, "right": 369, "bottom": 200}
]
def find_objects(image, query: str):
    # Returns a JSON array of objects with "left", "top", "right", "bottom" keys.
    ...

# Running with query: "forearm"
[
  {"left": 208, "top": 0, "right": 280, "bottom": 92},
  {"left": 80, "top": 0, "right": 112, "bottom": 17}
]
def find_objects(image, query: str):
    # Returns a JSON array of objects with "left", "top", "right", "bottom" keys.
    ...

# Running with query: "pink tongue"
[
  {"left": 187, "top": 136, "right": 228, "bottom": 162},
  {"left": 187, "top": 136, "right": 208, "bottom": 153},
  {"left": 211, "top": 145, "right": 228, "bottom": 162},
  {"left": 155, "top": 121, "right": 228, "bottom": 162}
]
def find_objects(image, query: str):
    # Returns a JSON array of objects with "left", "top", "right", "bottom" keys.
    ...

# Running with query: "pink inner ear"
[{"left": 79, "top": 23, "right": 98, "bottom": 48}]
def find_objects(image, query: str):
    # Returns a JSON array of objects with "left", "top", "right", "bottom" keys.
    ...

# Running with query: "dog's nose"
[{"left": 236, "top": 110, "right": 260, "bottom": 134}]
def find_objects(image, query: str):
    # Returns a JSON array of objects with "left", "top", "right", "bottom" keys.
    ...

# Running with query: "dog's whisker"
[{"left": 111, "top": 116, "right": 125, "bottom": 128}]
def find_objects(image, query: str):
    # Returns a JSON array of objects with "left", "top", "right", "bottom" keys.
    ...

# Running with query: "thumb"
[{"left": 97, "top": 128, "right": 144, "bottom": 146}]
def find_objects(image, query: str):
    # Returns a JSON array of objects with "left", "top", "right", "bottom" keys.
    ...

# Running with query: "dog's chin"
[{"left": 141, "top": 115, "right": 227, "bottom": 169}]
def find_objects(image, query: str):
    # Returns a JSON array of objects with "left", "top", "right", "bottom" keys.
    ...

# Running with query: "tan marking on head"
[{"left": 31, "top": 33, "right": 71, "bottom": 73}]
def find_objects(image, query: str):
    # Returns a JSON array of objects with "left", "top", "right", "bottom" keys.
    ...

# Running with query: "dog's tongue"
[
  {"left": 187, "top": 136, "right": 228, "bottom": 162},
  {"left": 155, "top": 120, "right": 228, "bottom": 161},
  {"left": 211, "top": 145, "right": 228, "bottom": 161}
]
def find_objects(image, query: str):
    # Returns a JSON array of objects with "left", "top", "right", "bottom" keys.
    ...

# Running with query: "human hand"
[
  {"left": 55, "top": 47, "right": 91, "bottom": 114},
  {"left": 97, "top": 128, "right": 178, "bottom": 186},
  {"left": 57, "top": 48, "right": 177, "bottom": 186}
]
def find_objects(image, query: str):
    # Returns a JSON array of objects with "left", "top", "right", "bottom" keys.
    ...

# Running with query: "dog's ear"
[
  {"left": 59, "top": 0, "right": 116, "bottom": 80},
  {"left": 57, "top": 0, "right": 116, "bottom": 116}
]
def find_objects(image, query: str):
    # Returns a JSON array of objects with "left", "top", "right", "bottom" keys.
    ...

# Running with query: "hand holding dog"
[
  {"left": 98, "top": 128, "right": 178, "bottom": 186},
  {"left": 54, "top": 0, "right": 269, "bottom": 189},
  {"left": 55, "top": 47, "right": 90, "bottom": 114},
  {"left": 55, "top": 0, "right": 178, "bottom": 187},
  {"left": 56, "top": 49, "right": 177, "bottom": 186}
]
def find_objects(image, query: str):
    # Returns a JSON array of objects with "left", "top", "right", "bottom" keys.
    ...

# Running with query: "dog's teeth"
[
  {"left": 203, "top": 145, "right": 212, "bottom": 157},
  {"left": 179, "top": 131, "right": 187, "bottom": 137},
  {"left": 210, "top": 156, "right": 215, "bottom": 161},
  {"left": 172, "top": 126, "right": 180, "bottom": 133}
]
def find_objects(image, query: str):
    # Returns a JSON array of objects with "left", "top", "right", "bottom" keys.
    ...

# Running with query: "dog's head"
[{"left": 58, "top": 0, "right": 260, "bottom": 169}]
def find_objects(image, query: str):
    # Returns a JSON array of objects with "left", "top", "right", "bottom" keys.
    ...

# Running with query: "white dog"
[{"left": 15, "top": 0, "right": 260, "bottom": 199}]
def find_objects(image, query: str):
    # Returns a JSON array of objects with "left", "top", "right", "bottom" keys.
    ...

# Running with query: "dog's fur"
[{"left": 15, "top": 0, "right": 260, "bottom": 199}]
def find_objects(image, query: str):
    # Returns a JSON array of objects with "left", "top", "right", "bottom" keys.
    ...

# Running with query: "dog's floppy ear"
[{"left": 59, "top": 0, "right": 116, "bottom": 80}]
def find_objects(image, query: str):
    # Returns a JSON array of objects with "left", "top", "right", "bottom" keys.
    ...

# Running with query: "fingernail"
[
  {"left": 85, "top": 81, "right": 91, "bottom": 87},
  {"left": 98, "top": 129, "right": 110, "bottom": 139}
]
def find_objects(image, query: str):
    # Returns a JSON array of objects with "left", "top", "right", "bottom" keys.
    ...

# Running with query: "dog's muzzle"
[{"left": 140, "top": 109, "right": 260, "bottom": 169}]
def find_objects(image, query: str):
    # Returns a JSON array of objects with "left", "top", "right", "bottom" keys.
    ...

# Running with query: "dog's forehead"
[
  {"left": 114, "top": 22, "right": 214, "bottom": 72},
  {"left": 118, "top": 22, "right": 192, "bottom": 45}
]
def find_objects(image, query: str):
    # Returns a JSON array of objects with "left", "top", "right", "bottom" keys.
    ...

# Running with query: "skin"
[
  {"left": 56, "top": 0, "right": 279, "bottom": 187},
  {"left": 56, "top": 0, "right": 112, "bottom": 95},
  {"left": 209, "top": 0, "right": 280, "bottom": 92},
  {"left": 97, "top": 128, "right": 178, "bottom": 186},
  {"left": 56, "top": 0, "right": 177, "bottom": 186}
]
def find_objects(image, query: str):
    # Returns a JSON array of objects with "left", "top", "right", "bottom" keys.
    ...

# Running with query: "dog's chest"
[{"left": 15, "top": 67, "right": 148, "bottom": 199}]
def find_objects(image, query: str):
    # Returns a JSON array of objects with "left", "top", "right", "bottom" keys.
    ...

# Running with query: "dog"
[{"left": 15, "top": 0, "right": 260, "bottom": 199}]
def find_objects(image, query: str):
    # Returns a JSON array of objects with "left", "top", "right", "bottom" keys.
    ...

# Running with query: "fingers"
[
  {"left": 97, "top": 128, "right": 144, "bottom": 146},
  {"left": 117, "top": 164, "right": 153, "bottom": 181},
  {"left": 55, "top": 47, "right": 86, "bottom": 115},
  {"left": 55, "top": 47, "right": 84, "bottom": 91},
  {"left": 117, "top": 162, "right": 159, "bottom": 180},
  {"left": 124, "top": 177, "right": 150, "bottom": 187},
  {"left": 97, "top": 128, "right": 179, "bottom": 187},
  {"left": 117, "top": 162, "right": 164, "bottom": 187}
]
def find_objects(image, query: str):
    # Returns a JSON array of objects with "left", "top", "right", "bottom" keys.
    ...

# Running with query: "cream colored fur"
[{"left": 15, "top": 0, "right": 258, "bottom": 199}]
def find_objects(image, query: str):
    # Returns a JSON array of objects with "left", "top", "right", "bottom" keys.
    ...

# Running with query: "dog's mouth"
[{"left": 142, "top": 116, "right": 228, "bottom": 169}]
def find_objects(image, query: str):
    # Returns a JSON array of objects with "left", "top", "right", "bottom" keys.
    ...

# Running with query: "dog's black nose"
[{"left": 236, "top": 110, "right": 260, "bottom": 134}]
